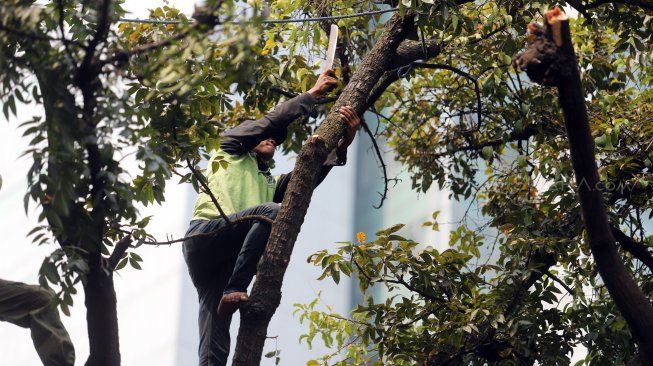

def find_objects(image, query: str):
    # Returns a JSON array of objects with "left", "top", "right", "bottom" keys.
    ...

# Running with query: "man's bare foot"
[{"left": 217, "top": 292, "right": 249, "bottom": 317}]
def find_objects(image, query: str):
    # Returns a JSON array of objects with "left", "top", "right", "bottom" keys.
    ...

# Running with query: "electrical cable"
[{"left": 118, "top": 7, "right": 397, "bottom": 25}]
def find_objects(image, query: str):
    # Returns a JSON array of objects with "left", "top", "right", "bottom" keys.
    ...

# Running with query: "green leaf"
[
  {"left": 60, "top": 303, "right": 71, "bottom": 317},
  {"left": 116, "top": 258, "right": 128, "bottom": 271},
  {"left": 41, "top": 259, "right": 60, "bottom": 284},
  {"left": 376, "top": 224, "right": 405, "bottom": 236},
  {"left": 481, "top": 146, "right": 493, "bottom": 160},
  {"left": 7, "top": 95, "right": 16, "bottom": 117},
  {"left": 517, "top": 155, "right": 528, "bottom": 168},
  {"left": 152, "top": 7, "right": 164, "bottom": 17},
  {"left": 129, "top": 257, "right": 142, "bottom": 270},
  {"left": 332, "top": 268, "right": 340, "bottom": 284},
  {"left": 211, "top": 160, "right": 221, "bottom": 173},
  {"left": 200, "top": 99, "right": 212, "bottom": 116},
  {"left": 632, "top": 37, "right": 646, "bottom": 52}
]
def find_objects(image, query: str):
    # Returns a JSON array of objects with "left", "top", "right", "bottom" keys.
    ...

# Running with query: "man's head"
[{"left": 253, "top": 137, "right": 277, "bottom": 161}]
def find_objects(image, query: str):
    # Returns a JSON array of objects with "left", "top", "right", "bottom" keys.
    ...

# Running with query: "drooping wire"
[{"left": 118, "top": 8, "right": 397, "bottom": 25}]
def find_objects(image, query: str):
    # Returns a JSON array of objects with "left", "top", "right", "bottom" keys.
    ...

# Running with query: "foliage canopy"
[{"left": 1, "top": 0, "right": 652, "bottom": 364}]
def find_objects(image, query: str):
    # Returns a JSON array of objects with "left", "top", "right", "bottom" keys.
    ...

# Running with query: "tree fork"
[
  {"left": 514, "top": 7, "right": 653, "bottom": 364},
  {"left": 231, "top": 11, "right": 417, "bottom": 365}
]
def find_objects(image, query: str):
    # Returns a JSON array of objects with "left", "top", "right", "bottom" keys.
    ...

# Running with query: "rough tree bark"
[
  {"left": 230, "top": 10, "right": 437, "bottom": 365},
  {"left": 83, "top": 254, "right": 120, "bottom": 366},
  {"left": 514, "top": 7, "right": 653, "bottom": 364}
]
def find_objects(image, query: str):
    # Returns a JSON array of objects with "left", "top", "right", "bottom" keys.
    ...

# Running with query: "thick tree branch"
[
  {"left": 77, "top": 0, "right": 112, "bottom": 81},
  {"left": 514, "top": 7, "right": 653, "bottom": 362},
  {"left": 232, "top": 11, "right": 418, "bottom": 365},
  {"left": 393, "top": 38, "right": 442, "bottom": 66},
  {"left": 363, "top": 38, "right": 445, "bottom": 111}
]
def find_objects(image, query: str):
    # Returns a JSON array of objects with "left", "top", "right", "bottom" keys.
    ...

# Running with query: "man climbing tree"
[{"left": 182, "top": 69, "right": 361, "bottom": 366}]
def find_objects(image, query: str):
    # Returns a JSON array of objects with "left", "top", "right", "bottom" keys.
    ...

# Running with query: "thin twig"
[
  {"left": 352, "top": 256, "right": 443, "bottom": 302},
  {"left": 383, "top": 275, "right": 445, "bottom": 303},
  {"left": 415, "top": 122, "right": 543, "bottom": 158},
  {"left": 544, "top": 270, "right": 573, "bottom": 294},
  {"left": 185, "top": 157, "right": 232, "bottom": 225},
  {"left": 104, "top": 1, "right": 225, "bottom": 68},
  {"left": 0, "top": 23, "right": 75, "bottom": 43},
  {"left": 611, "top": 225, "right": 653, "bottom": 272},
  {"left": 360, "top": 120, "right": 389, "bottom": 209},
  {"left": 142, "top": 214, "right": 274, "bottom": 245},
  {"left": 104, "top": 25, "right": 197, "bottom": 67},
  {"left": 413, "top": 62, "right": 483, "bottom": 130}
]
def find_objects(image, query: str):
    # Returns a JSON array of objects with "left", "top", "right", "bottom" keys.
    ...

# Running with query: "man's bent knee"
[{"left": 259, "top": 203, "right": 280, "bottom": 220}]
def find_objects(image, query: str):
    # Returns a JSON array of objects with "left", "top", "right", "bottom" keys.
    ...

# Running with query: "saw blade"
[{"left": 322, "top": 24, "right": 339, "bottom": 72}]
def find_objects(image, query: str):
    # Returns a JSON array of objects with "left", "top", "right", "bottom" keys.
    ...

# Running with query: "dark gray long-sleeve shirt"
[{"left": 219, "top": 93, "right": 346, "bottom": 202}]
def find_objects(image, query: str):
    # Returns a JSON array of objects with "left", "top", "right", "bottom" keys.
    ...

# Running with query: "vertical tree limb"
[{"left": 514, "top": 7, "right": 653, "bottom": 363}]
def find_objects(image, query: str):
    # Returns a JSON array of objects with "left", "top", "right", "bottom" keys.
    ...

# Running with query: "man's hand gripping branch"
[{"left": 307, "top": 69, "right": 362, "bottom": 149}]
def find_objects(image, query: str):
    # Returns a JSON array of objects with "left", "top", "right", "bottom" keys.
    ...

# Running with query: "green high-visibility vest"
[{"left": 191, "top": 149, "right": 277, "bottom": 220}]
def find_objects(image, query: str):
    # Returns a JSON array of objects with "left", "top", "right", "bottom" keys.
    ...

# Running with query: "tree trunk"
[
  {"left": 38, "top": 62, "right": 122, "bottom": 366},
  {"left": 514, "top": 7, "right": 653, "bottom": 363},
  {"left": 231, "top": 12, "right": 417, "bottom": 365},
  {"left": 83, "top": 253, "right": 121, "bottom": 366}
]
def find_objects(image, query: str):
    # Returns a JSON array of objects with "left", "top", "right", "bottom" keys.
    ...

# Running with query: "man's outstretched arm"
[
  {"left": 273, "top": 106, "right": 361, "bottom": 202},
  {"left": 221, "top": 71, "right": 338, "bottom": 155}
]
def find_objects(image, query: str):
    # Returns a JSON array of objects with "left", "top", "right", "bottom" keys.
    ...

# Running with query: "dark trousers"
[
  {"left": 183, "top": 203, "right": 280, "bottom": 366},
  {"left": 0, "top": 278, "right": 75, "bottom": 366}
]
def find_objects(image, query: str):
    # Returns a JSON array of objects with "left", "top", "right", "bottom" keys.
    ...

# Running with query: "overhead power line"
[{"left": 119, "top": 7, "right": 397, "bottom": 25}]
